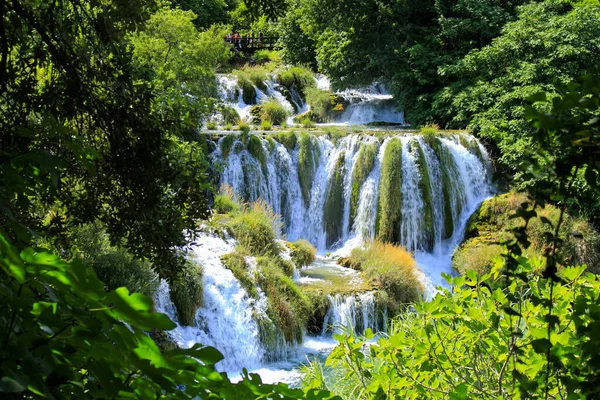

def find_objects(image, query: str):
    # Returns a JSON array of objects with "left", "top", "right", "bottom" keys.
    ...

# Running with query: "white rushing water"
[{"left": 215, "top": 73, "right": 405, "bottom": 126}]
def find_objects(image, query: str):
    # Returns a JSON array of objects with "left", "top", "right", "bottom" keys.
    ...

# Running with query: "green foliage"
[
  {"left": 234, "top": 66, "right": 270, "bottom": 104},
  {"left": 239, "top": 121, "right": 251, "bottom": 135},
  {"left": 305, "top": 88, "right": 346, "bottom": 121},
  {"left": 261, "top": 119, "right": 273, "bottom": 130},
  {"left": 349, "top": 142, "right": 378, "bottom": 227},
  {"left": 298, "top": 133, "right": 320, "bottom": 205},
  {"left": 247, "top": 134, "right": 267, "bottom": 167},
  {"left": 315, "top": 263, "right": 600, "bottom": 399},
  {"left": 220, "top": 135, "right": 237, "bottom": 158},
  {"left": 227, "top": 200, "right": 282, "bottom": 256},
  {"left": 288, "top": 239, "right": 317, "bottom": 267},
  {"left": 67, "top": 223, "right": 159, "bottom": 299},
  {"left": 170, "top": 259, "right": 204, "bottom": 326},
  {"left": 207, "top": 121, "right": 218, "bottom": 130},
  {"left": 376, "top": 138, "right": 403, "bottom": 242},
  {"left": 323, "top": 152, "right": 347, "bottom": 247},
  {"left": 278, "top": 2, "right": 318, "bottom": 69},
  {"left": 256, "top": 257, "right": 311, "bottom": 344},
  {"left": 213, "top": 185, "right": 240, "bottom": 215},
  {"left": 272, "top": 131, "right": 298, "bottom": 150},
  {"left": 277, "top": 65, "right": 316, "bottom": 95},
  {"left": 409, "top": 140, "right": 434, "bottom": 251},
  {"left": 221, "top": 251, "right": 258, "bottom": 298},
  {"left": 302, "top": 118, "right": 316, "bottom": 129},
  {"left": 221, "top": 105, "right": 241, "bottom": 125},
  {"left": 261, "top": 99, "right": 290, "bottom": 125},
  {"left": 454, "top": 193, "right": 600, "bottom": 275},
  {"left": 171, "top": 0, "right": 235, "bottom": 30},
  {"left": 255, "top": 50, "right": 283, "bottom": 64},
  {"left": 347, "top": 241, "right": 423, "bottom": 311}
]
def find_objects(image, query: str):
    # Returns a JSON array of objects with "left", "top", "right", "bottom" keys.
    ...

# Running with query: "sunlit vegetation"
[
  {"left": 376, "top": 138, "right": 403, "bottom": 242},
  {"left": 287, "top": 239, "right": 317, "bottom": 267}
]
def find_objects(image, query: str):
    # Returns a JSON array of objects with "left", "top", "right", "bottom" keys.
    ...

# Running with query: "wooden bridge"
[{"left": 226, "top": 36, "right": 279, "bottom": 53}]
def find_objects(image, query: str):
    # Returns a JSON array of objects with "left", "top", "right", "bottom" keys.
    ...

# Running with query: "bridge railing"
[{"left": 225, "top": 36, "right": 279, "bottom": 52}]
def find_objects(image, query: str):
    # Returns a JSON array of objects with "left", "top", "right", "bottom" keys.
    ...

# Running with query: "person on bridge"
[{"left": 233, "top": 32, "right": 241, "bottom": 49}]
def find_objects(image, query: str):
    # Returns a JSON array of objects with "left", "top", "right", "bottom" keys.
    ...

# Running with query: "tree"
[{"left": 171, "top": 0, "right": 237, "bottom": 30}]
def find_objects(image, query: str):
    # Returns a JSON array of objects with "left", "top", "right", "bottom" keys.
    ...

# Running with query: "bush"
[
  {"left": 276, "top": 65, "right": 316, "bottom": 95},
  {"left": 261, "top": 119, "right": 273, "bottom": 130},
  {"left": 261, "top": 98, "right": 289, "bottom": 125},
  {"left": 454, "top": 193, "right": 600, "bottom": 275},
  {"left": 271, "top": 131, "right": 298, "bottom": 150},
  {"left": 239, "top": 121, "right": 251, "bottom": 136},
  {"left": 348, "top": 241, "right": 423, "bottom": 310},
  {"left": 170, "top": 259, "right": 204, "bottom": 326},
  {"left": 227, "top": 200, "right": 282, "bottom": 256},
  {"left": 305, "top": 88, "right": 346, "bottom": 121},
  {"left": 288, "top": 239, "right": 317, "bottom": 267},
  {"left": 68, "top": 222, "right": 159, "bottom": 298},
  {"left": 213, "top": 185, "right": 239, "bottom": 215},
  {"left": 225, "top": 122, "right": 233, "bottom": 131},
  {"left": 293, "top": 110, "right": 323, "bottom": 124},
  {"left": 221, "top": 105, "right": 240, "bottom": 125},
  {"left": 206, "top": 120, "right": 218, "bottom": 130},
  {"left": 301, "top": 117, "right": 316, "bottom": 128}
]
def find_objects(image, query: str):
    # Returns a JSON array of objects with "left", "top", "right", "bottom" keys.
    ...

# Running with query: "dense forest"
[{"left": 1, "top": 0, "right": 599, "bottom": 398}]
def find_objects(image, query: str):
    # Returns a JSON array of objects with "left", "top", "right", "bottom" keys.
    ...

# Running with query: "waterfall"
[
  {"left": 154, "top": 235, "right": 267, "bottom": 372},
  {"left": 216, "top": 133, "right": 492, "bottom": 255},
  {"left": 321, "top": 292, "right": 382, "bottom": 335}
]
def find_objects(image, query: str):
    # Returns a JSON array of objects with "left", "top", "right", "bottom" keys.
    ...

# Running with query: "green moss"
[
  {"left": 305, "top": 291, "right": 330, "bottom": 334},
  {"left": 349, "top": 142, "right": 378, "bottom": 227},
  {"left": 288, "top": 239, "right": 317, "bottom": 267},
  {"left": 298, "top": 133, "right": 320, "bottom": 206},
  {"left": 276, "top": 65, "right": 315, "bottom": 96},
  {"left": 247, "top": 134, "right": 267, "bottom": 174},
  {"left": 376, "top": 138, "right": 403, "bottom": 243},
  {"left": 220, "top": 135, "right": 236, "bottom": 158},
  {"left": 221, "top": 252, "right": 258, "bottom": 298},
  {"left": 409, "top": 139, "right": 434, "bottom": 251},
  {"left": 234, "top": 72, "right": 257, "bottom": 104},
  {"left": 170, "top": 259, "right": 203, "bottom": 326},
  {"left": 272, "top": 131, "right": 298, "bottom": 150},
  {"left": 227, "top": 201, "right": 280, "bottom": 257},
  {"left": 221, "top": 105, "right": 240, "bottom": 125},
  {"left": 250, "top": 105, "right": 263, "bottom": 123},
  {"left": 256, "top": 257, "right": 310, "bottom": 344},
  {"left": 324, "top": 152, "right": 347, "bottom": 247}
]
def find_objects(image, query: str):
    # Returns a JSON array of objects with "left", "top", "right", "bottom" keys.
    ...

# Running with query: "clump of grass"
[
  {"left": 221, "top": 251, "right": 258, "bottom": 298},
  {"left": 255, "top": 49, "right": 282, "bottom": 64},
  {"left": 453, "top": 242, "right": 504, "bottom": 276},
  {"left": 349, "top": 142, "right": 378, "bottom": 227},
  {"left": 301, "top": 117, "right": 316, "bottom": 129},
  {"left": 288, "top": 239, "right": 317, "bottom": 267},
  {"left": 214, "top": 185, "right": 240, "bottom": 215},
  {"left": 206, "top": 120, "right": 218, "bottom": 130},
  {"left": 235, "top": 65, "right": 268, "bottom": 93},
  {"left": 324, "top": 152, "right": 346, "bottom": 247},
  {"left": 305, "top": 87, "right": 332, "bottom": 120},
  {"left": 234, "top": 72, "right": 257, "bottom": 104},
  {"left": 221, "top": 105, "right": 240, "bottom": 125},
  {"left": 239, "top": 120, "right": 251, "bottom": 137},
  {"left": 227, "top": 199, "right": 282, "bottom": 257},
  {"left": 304, "top": 291, "right": 330, "bottom": 334},
  {"left": 376, "top": 138, "right": 403, "bottom": 242},
  {"left": 293, "top": 110, "right": 322, "bottom": 124},
  {"left": 225, "top": 122, "right": 233, "bottom": 131},
  {"left": 170, "top": 259, "right": 204, "bottom": 326},
  {"left": 261, "top": 98, "right": 289, "bottom": 125},
  {"left": 272, "top": 131, "right": 298, "bottom": 150},
  {"left": 298, "top": 133, "right": 319, "bottom": 205},
  {"left": 349, "top": 241, "right": 423, "bottom": 311},
  {"left": 420, "top": 123, "right": 439, "bottom": 146},
  {"left": 261, "top": 119, "right": 273, "bottom": 130},
  {"left": 276, "top": 65, "right": 315, "bottom": 95}
]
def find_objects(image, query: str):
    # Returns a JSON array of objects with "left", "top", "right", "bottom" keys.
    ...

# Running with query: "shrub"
[
  {"left": 213, "top": 185, "right": 239, "bottom": 215},
  {"left": 302, "top": 117, "right": 316, "bottom": 128},
  {"left": 261, "top": 98, "right": 289, "bottom": 125},
  {"left": 288, "top": 239, "right": 317, "bottom": 267},
  {"left": 170, "top": 259, "right": 204, "bottom": 326},
  {"left": 221, "top": 251, "right": 258, "bottom": 298},
  {"left": 239, "top": 120, "right": 251, "bottom": 136},
  {"left": 276, "top": 65, "right": 315, "bottom": 95},
  {"left": 348, "top": 241, "right": 423, "bottom": 310},
  {"left": 305, "top": 88, "right": 346, "bottom": 121},
  {"left": 221, "top": 105, "right": 240, "bottom": 125},
  {"left": 206, "top": 120, "right": 218, "bottom": 130},
  {"left": 271, "top": 131, "right": 298, "bottom": 150},
  {"left": 68, "top": 222, "right": 159, "bottom": 298},
  {"left": 227, "top": 200, "right": 282, "bottom": 256},
  {"left": 261, "top": 119, "right": 273, "bottom": 130},
  {"left": 293, "top": 110, "right": 322, "bottom": 124},
  {"left": 225, "top": 122, "right": 233, "bottom": 130}
]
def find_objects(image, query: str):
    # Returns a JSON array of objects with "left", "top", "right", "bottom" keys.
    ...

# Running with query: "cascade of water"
[
  {"left": 321, "top": 292, "right": 381, "bottom": 335},
  {"left": 399, "top": 136, "right": 425, "bottom": 251},
  {"left": 340, "top": 136, "right": 361, "bottom": 242},
  {"left": 154, "top": 235, "right": 267, "bottom": 373}
]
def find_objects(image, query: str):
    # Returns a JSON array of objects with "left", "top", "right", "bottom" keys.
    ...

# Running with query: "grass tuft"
[
  {"left": 288, "top": 239, "right": 317, "bottom": 267},
  {"left": 227, "top": 200, "right": 282, "bottom": 257}
]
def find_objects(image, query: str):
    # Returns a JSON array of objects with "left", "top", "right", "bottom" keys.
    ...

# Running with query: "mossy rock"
[
  {"left": 305, "top": 291, "right": 330, "bottom": 334},
  {"left": 349, "top": 142, "right": 378, "bottom": 227},
  {"left": 220, "top": 135, "right": 236, "bottom": 158},
  {"left": 293, "top": 110, "right": 323, "bottom": 124},
  {"left": 337, "top": 256, "right": 362, "bottom": 271},
  {"left": 298, "top": 133, "right": 320, "bottom": 206},
  {"left": 409, "top": 139, "right": 434, "bottom": 252},
  {"left": 247, "top": 134, "right": 268, "bottom": 175},
  {"left": 169, "top": 260, "right": 203, "bottom": 327},
  {"left": 221, "top": 106, "right": 240, "bottom": 125},
  {"left": 271, "top": 131, "right": 298, "bottom": 150},
  {"left": 221, "top": 252, "right": 258, "bottom": 298},
  {"left": 376, "top": 138, "right": 403, "bottom": 243},
  {"left": 324, "top": 152, "right": 347, "bottom": 247}
]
